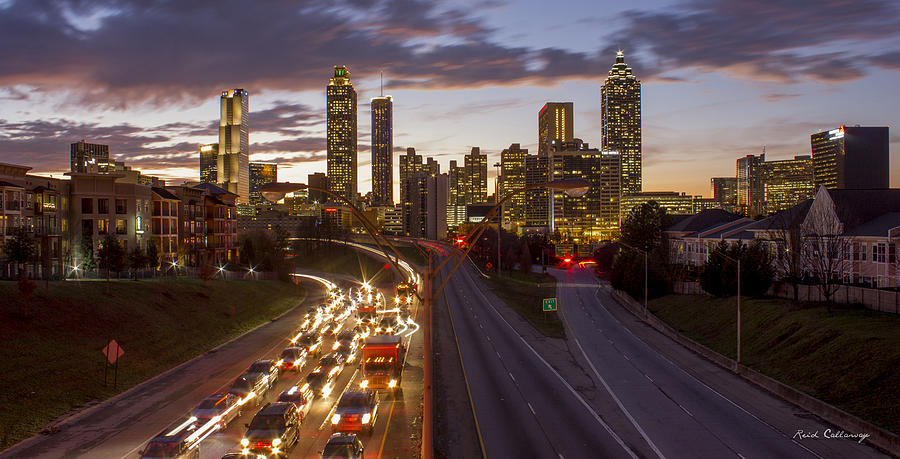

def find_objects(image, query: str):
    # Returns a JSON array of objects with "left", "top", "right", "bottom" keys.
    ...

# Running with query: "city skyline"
[{"left": 0, "top": 0, "right": 898, "bottom": 200}]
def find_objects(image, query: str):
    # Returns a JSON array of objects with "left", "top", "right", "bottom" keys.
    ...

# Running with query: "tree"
[
  {"left": 128, "top": 245, "right": 148, "bottom": 278},
  {"left": 700, "top": 240, "right": 773, "bottom": 297},
  {"left": 3, "top": 226, "right": 36, "bottom": 277},
  {"left": 519, "top": 239, "right": 533, "bottom": 273},
  {"left": 79, "top": 235, "right": 96, "bottom": 273},
  {"left": 802, "top": 203, "right": 851, "bottom": 309},
  {"left": 611, "top": 201, "right": 673, "bottom": 299},
  {"left": 620, "top": 201, "right": 670, "bottom": 252},
  {"left": 146, "top": 240, "right": 159, "bottom": 272},
  {"left": 97, "top": 234, "right": 127, "bottom": 282},
  {"left": 17, "top": 272, "right": 37, "bottom": 318},
  {"left": 769, "top": 206, "right": 807, "bottom": 304}
]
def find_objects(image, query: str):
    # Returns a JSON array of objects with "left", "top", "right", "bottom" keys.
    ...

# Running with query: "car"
[
  {"left": 229, "top": 373, "right": 270, "bottom": 406},
  {"left": 321, "top": 433, "right": 365, "bottom": 459},
  {"left": 139, "top": 429, "right": 198, "bottom": 459},
  {"left": 244, "top": 360, "right": 279, "bottom": 386},
  {"left": 374, "top": 316, "right": 399, "bottom": 335},
  {"left": 220, "top": 453, "right": 251, "bottom": 459},
  {"left": 314, "top": 354, "right": 345, "bottom": 379},
  {"left": 331, "top": 390, "right": 379, "bottom": 434},
  {"left": 279, "top": 347, "right": 308, "bottom": 372},
  {"left": 240, "top": 402, "right": 300, "bottom": 457},
  {"left": 333, "top": 342, "right": 358, "bottom": 365},
  {"left": 276, "top": 385, "right": 314, "bottom": 421},
  {"left": 336, "top": 330, "right": 358, "bottom": 346},
  {"left": 191, "top": 393, "right": 241, "bottom": 428},
  {"left": 305, "top": 371, "right": 335, "bottom": 399},
  {"left": 294, "top": 333, "right": 323, "bottom": 357}
]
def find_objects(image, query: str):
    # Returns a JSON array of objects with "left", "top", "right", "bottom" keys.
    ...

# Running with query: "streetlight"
[
  {"left": 717, "top": 251, "right": 742, "bottom": 367},
  {"left": 617, "top": 240, "right": 648, "bottom": 319}
]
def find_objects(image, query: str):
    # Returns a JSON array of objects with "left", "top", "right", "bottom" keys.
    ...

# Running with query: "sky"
[{"left": 0, "top": 0, "right": 898, "bottom": 198}]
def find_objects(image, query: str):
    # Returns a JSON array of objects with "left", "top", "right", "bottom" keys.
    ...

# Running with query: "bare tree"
[
  {"left": 802, "top": 202, "right": 851, "bottom": 309},
  {"left": 770, "top": 207, "right": 807, "bottom": 304}
]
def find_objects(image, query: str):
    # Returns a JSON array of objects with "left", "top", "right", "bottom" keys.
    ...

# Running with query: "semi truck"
[{"left": 359, "top": 335, "right": 404, "bottom": 397}]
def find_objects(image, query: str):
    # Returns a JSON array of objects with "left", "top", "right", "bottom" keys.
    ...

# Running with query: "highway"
[
  {"left": 551, "top": 265, "right": 890, "bottom": 459},
  {"left": 435, "top": 254, "right": 657, "bottom": 458},
  {"left": 0, "top": 272, "right": 423, "bottom": 459}
]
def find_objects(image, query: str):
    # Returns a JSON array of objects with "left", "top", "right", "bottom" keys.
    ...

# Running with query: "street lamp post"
[
  {"left": 718, "top": 251, "right": 742, "bottom": 367},
  {"left": 494, "top": 161, "right": 502, "bottom": 277}
]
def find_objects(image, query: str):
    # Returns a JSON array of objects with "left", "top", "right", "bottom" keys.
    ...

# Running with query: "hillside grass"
[
  {"left": 0, "top": 278, "right": 304, "bottom": 451},
  {"left": 484, "top": 270, "right": 564, "bottom": 338},
  {"left": 649, "top": 295, "right": 900, "bottom": 434}
]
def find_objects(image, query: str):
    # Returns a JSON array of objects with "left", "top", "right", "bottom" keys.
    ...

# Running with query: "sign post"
[{"left": 102, "top": 340, "right": 125, "bottom": 389}]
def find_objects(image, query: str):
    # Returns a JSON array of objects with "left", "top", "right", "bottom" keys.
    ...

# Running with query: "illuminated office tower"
[
  {"left": 326, "top": 66, "right": 358, "bottom": 201},
  {"left": 399, "top": 147, "right": 424, "bottom": 209},
  {"left": 500, "top": 143, "right": 528, "bottom": 224},
  {"left": 760, "top": 155, "right": 814, "bottom": 215},
  {"left": 218, "top": 89, "right": 250, "bottom": 204},
  {"left": 524, "top": 154, "right": 550, "bottom": 228},
  {"left": 199, "top": 143, "right": 218, "bottom": 184},
  {"left": 538, "top": 102, "right": 573, "bottom": 156},
  {"left": 371, "top": 95, "right": 393, "bottom": 206},
  {"left": 549, "top": 139, "right": 620, "bottom": 242},
  {"left": 249, "top": 162, "right": 277, "bottom": 205},
  {"left": 710, "top": 177, "right": 737, "bottom": 208},
  {"left": 736, "top": 153, "right": 765, "bottom": 216},
  {"left": 811, "top": 126, "right": 889, "bottom": 190},
  {"left": 70, "top": 140, "right": 110, "bottom": 173},
  {"left": 601, "top": 51, "right": 642, "bottom": 196},
  {"left": 463, "top": 147, "right": 488, "bottom": 204}
]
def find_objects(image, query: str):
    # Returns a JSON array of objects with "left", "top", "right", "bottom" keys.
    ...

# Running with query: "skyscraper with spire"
[
  {"left": 601, "top": 51, "right": 642, "bottom": 196},
  {"left": 371, "top": 94, "right": 393, "bottom": 206},
  {"left": 326, "top": 66, "right": 358, "bottom": 202}
]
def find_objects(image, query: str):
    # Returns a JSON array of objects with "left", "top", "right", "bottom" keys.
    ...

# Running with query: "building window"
[
  {"left": 170, "top": 202, "right": 177, "bottom": 216},
  {"left": 98, "top": 199, "right": 109, "bottom": 214},
  {"left": 82, "top": 219, "right": 93, "bottom": 237},
  {"left": 116, "top": 219, "right": 127, "bottom": 235},
  {"left": 82, "top": 198, "right": 93, "bottom": 214},
  {"left": 875, "top": 243, "right": 887, "bottom": 263},
  {"left": 116, "top": 199, "right": 127, "bottom": 214},
  {"left": 98, "top": 218, "right": 110, "bottom": 235},
  {"left": 861, "top": 243, "right": 867, "bottom": 262}
]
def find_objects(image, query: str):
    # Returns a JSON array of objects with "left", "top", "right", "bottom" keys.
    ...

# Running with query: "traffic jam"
[{"left": 137, "top": 276, "right": 419, "bottom": 459}]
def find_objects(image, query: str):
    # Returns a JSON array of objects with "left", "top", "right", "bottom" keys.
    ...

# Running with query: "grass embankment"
[
  {"left": 0, "top": 278, "right": 304, "bottom": 450},
  {"left": 649, "top": 295, "right": 900, "bottom": 434},
  {"left": 293, "top": 243, "right": 396, "bottom": 285},
  {"left": 483, "top": 270, "right": 564, "bottom": 338}
]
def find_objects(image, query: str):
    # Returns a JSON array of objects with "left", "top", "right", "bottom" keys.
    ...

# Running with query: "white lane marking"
[
  {"left": 591, "top": 285, "right": 825, "bottom": 459},
  {"left": 680, "top": 404, "right": 693, "bottom": 417},
  {"left": 557, "top": 284, "right": 667, "bottom": 459},
  {"left": 479, "top": 323, "right": 484, "bottom": 329},
  {"left": 528, "top": 402, "right": 536, "bottom": 415},
  {"left": 509, "top": 372, "right": 516, "bottom": 383},
  {"left": 645, "top": 374, "right": 654, "bottom": 383},
  {"left": 463, "top": 267, "right": 639, "bottom": 459},
  {"left": 623, "top": 354, "right": 630, "bottom": 361}
]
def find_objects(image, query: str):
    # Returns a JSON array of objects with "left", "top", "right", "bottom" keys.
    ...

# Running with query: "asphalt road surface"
[{"left": 550, "top": 265, "right": 890, "bottom": 459}]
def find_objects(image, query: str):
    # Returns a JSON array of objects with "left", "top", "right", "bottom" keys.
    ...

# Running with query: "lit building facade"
[
  {"left": 218, "top": 89, "right": 250, "bottom": 204},
  {"left": 524, "top": 154, "right": 550, "bottom": 229},
  {"left": 71, "top": 140, "right": 110, "bottom": 173},
  {"left": 371, "top": 96, "right": 393, "bottom": 206},
  {"left": 151, "top": 187, "right": 180, "bottom": 263},
  {"left": 308, "top": 172, "right": 328, "bottom": 204},
  {"left": 463, "top": 147, "right": 487, "bottom": 205},
  {"left": 711, "top": 177, "right": 737, "bottom": 210},
  {"left": 811, "top": 126, "right": 889, "bottom": 190},
  {"left": 736, "top": 154, "right": 765, "bottom": 217},
  {"left": 601, "top": 51, "right": 642, "bottom": 196},
  {"left": 538, "top": 102, "right": 573, "bottom": 156},
  {"left": 549, "top": 140, "right": 620, "bottom": 242},
  {"left": 500, "top": 143, "right": 528, "bottom": 226},
  {"left": 761, "top": 155, "right": 815, "bottom": 215},
  {"left": 249, "top": 162, "right": 277, "bottom": 205},
  {"left": 326, "top": 66, "right": 358, "bottom": 202},
  {"left": 621, "top": 192, "right": 694, "bottom": 217},
  {"left": 199, "top": 143, "right": 218, "bottom": 184}
]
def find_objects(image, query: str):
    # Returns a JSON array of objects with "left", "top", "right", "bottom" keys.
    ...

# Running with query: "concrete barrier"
[{"left": 610, "top": 289, "right": 900, "bottom": 457}]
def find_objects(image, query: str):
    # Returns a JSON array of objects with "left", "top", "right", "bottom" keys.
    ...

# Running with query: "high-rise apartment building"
[
  {"left": 538, "top": 103, "right": 574, "bottom": 156},
  {"left": 447, "top": 160, "right": 466, "bottom": 231},
  {"left": 811, "top": 126, "right": 889, "bottom": 190},
  {"left": 736, "top": 154, "right": 765, "bottom": 216},
  {"left": 524, "top": 154, "right": 550, "bottom": 228},
  {"left": 70, "top": 140, "right": 110, "bottom": 173},
  {"left": 249, "top": 162, "right": 277, "bottom": 205},
  {"left": 218, "top": 89, "right": 250, "bottom": 204},
  {"left": 199, "top": 143, "right": 218, "bottom": 184},
  {"left": 601, "top": 51, "right": 642, "bottom": 196},
  {"left": 549, "top": 140, "right": 620, "bottom": 242},
  {"left": 371, "top": 95, "right": 393, "bottom": 206},
  {"left": 326, "top": 66, "right": 358, "bottom": 202},
  {"left": 463, "top": 147, "right": 487, "bottom": 205},
  {"left": 500, "top": 143, "right": 528, "bottom": 225}
]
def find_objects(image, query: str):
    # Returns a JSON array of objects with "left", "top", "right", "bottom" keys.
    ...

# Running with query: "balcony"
[{"left": 5, "top": 201, "right": 20, "bottom": 211}]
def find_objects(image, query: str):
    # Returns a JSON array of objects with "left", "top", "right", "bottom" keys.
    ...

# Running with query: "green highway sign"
[{"left": 542, "top": 298, "right": 557, "bottom": 312}]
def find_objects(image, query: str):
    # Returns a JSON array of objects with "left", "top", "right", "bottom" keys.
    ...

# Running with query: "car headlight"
[
  {"left": 272, "top": 438, "right": 281, "bottom": 447},
  {"left": 240, "top": 438, "right": 249, "bottom": 447},
  {"left": 332, "top": 342, "right": 340, "bottom": 350},
  {"left": 271, "top": 447, "right": 280, "bottom": 455},
  {"left": 388, "top": 379, "right": 397, "bottom": 388},
  {"left": 331, "top": 414, "right": 341, "bottom": 424},
  {"left": 360, "top": 380, "right": 368, "bottom": 389},
  {"left": 361, "top": 413, "right": 371, "bottom": 424}
]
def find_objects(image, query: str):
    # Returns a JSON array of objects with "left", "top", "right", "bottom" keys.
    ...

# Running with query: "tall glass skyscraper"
[
  {"left": 218, "top": 89, "right": 249, "bottom": 203},
  {"left": 327, "top": 66, "right": 358, "bottom": 202},
  {"left": 538, "top": 102, "right": 574, "bottom": 156},
  {"left": 371, "top": 95, "right": 393, "bottom": 206},
  {"left": 601, "top": 51, "right": 642, "bottom": 196},
  {"left": 199, "top": 143, "right": 218, "bottom": 184},
  {"left": 811, "top": 126, "right": 889, "bottom": 190},
  {"left": 500, "top": 143, "right": 528, "bottom": 224},
  {"left": 249, "top": 162, "right": 277, "bottom": 205}
]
